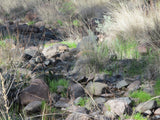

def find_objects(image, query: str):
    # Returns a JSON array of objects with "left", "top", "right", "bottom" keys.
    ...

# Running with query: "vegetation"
[
  {"left": 124, "top": 113, "right": 147, "bottom": 120},
  {"left": 1, "top": 0, "right": 160, "bottom": 119},
  {"left": 129, "top": 90, "right": 152, "bottom": 104},
  {"left": 154, "top": 79, "right": 160, "bottom": 96},
  {"left": 60, "top": 41, "right": 77, "bottom": 48},
  {"left": 48, "top": 79, "right": 68, "bottom": 92},
  {"left": 76, "top": 97, "right": 89, "bottom": 107}
]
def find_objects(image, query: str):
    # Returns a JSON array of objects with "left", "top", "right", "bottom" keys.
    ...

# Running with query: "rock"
[
  {"left": 143, "top": 81, "right": 155, "bottom": 96},
  {"left": 94, "top": 97, "right": 107, "bottom": 104},
  {"left": 57, "top": 86, "right": 65, "bottom": 93},
  {"left": 66, "top": 107, "right": 89, "bottom": 120},
  {"left": 116, "top": 97, "right": 132, "bottom": 105},
  {"left": 25, "top": 11, "right": 37, "bottom": 22},
  {"left": 116, "top": 80, "right": 129, "bottom": 89},
  {"left": 19, "top": 79, "right": 49, "bottom": 106},
  {"left": 104, "top": 111, "right": 115, "bottom": 119},
  {"left": 127, "top": 80, "right": 140, "bottom": 92},
  {"left": 23, "top": 101, "right": 42, "bottom": 115},
  {"left": 69, "top": 83, "right": 85, "bottom": 99},
  {"left": 42, "top": 44, "right": 69, "bottom": 58},
  {"left": 74, "top": 97, "right": 82, "bottom": 105},
  {"left": 35, "top": 56, "right": 45, "bottom": 63},
  {"left": 29, "top": 59, "right": 36, "bottom": 64},
  {"left": 136, "top": 100, "right": 157, "bottom": 113},
  {"left": 23, "top": 47, "right": 38, "bottom": 61},
  {"left": 103, "top": 98, "right": 132, "bottom": 116},
  {"left": 154, "top": 108, "right": 160, "bottom": 115},
  {"left": 85, "top": 82, "right": 108, "bottom": 96},
  {"left": 50, "top": 93, "right": 61, "bottom": 103},
  {"left": 54, "top": 100, "right": 70, "bottom": 108},
  {"left": 144, "top": 110, "right": 152, "bottom": 116},
  {"left": 44, "top": 60, "right": 50, "bottom": 66},
  {"left": 60, "top": 52, "right": 71, "bottom": 61},
  {"left": 94, "top": 73, "right": 109, "bottom": 82}
]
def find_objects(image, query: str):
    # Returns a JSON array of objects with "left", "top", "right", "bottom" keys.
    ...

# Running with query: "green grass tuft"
[
  {"left": 27, "top": 21, "right": 36, "bottom": 25},
  {"left": 154, "top": 79, "right": 160, "bottom": 96},
  {"left": 49, "top": 79, "right": 68, "bottom": 93},
  {"left": 0, "top": 41, "right": 6, "bottom": 48},
  {"left": 61, "top": 41, "right": 77, "bottom": 48},
  {"left": 130, "top": 90, "right": 151, "bottom": 104},
  {"left": 76, "top": 97, "right": 89, "bottom": 107}
]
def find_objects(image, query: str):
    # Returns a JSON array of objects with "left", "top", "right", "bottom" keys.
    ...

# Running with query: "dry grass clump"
[
  {"left": 74, "top": 31, "right": 111, "bottom": 74},
  {"left": 0, "top": 0, "right": 39, "bottom": 17},
  {"left": 97, "top": 1, "right": 160, "bottom": 50},
  {"left": 71, "top": 0, "right": 111, "bottom": 21}
]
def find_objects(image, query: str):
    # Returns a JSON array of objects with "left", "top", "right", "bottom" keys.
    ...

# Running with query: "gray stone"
[
  {"left": 116, "top": 80, "right": 129, "bottom": 89},
  {"left": 69, "top": 83, "right": 85, "bottom": 99},
  {"left": 29, "top": 59, "right": 36, "bottom": 64},
  {"left": 94, "top": 73, "right": 109, "bottom": 83},
  {"left": 57, "top": 85, "right": 65, "bottom": 93},
  {"left": 19, "top": 79, "right": 49, "bottom": 106},
  {"left": 116, "top": 97, "right": 132, "bottom": 105},
  {"left": 23, "top": 47, "right": 38, "bottom": 60},
  {"left": 136, "top": 100, "right": 157, "bottom": 113},
  {"left": 74, "top": 97, "right": 82, "bottom": 105},
  {"left": 103, "top": 98, "right": 131, "bottom": 116},
  {"left": 144, "top": 110, "right": 152, "bottom": 116},
  {"left": 127, "top": 80, "right": 140, "bottom": 92},
  {"left": 23, "top": 101, "right": 42, "bottom": 115},
  {"left": 104, "top": 111, "right": 115, "bottom": 119},
  {"left": 94, "top": 97, "right": 107, "bottom": 104},
  {"left": 44, "top": 60, "right": 50, "bottom": 66},
  {"left": 42, "top": 44, "right": 69, "bottom": 58},
  {"left": 66, "top": 107, "right": 89, "bottom": 120},
  {"left": 35, "top": 56, "right": 45, "bottom": 63},
  {"left": 54, "top": 100, "right": 70, "bottom": 108},
  {"left": 85, "top": 82, "right": 108, "bottom": 96},
  {"left": 154, "top": 108, "right": 160, "bottom": 115}
]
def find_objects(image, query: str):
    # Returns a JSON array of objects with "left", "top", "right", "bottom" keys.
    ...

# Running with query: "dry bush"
[
  {"left": 73, "top": 31, "right": 111, "bottom": 75},
  {"left": 35, "top": 0, "right": 75, "bottom": 25},
  {"left": 71, "top": 0, "right": 111, "bottom": 21}
]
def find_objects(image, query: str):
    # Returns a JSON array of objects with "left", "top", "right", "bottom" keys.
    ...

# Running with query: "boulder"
[
  {"left": 69, "top": 83, "right": 85, "bottom": 99},
  {"left": 42, "top": 44, "right": 69, "bottom": 58},
  {"left": 85, "top": 82, "right": 108, "bottom": 96},
  {"left": 136, "top": 100, "right": 157, "bottom": 113},
  {"left": 23, "top": 101, "right": 42, "bottom": 115},
  {"left": 103, "top": 98, "right": 132, "bottom": 116},
  {"left": 116, "top": 80, "right": 129, "bottom": 89},
  {"left": 19, "top": 79, "right": 49, "bottom": 107}
]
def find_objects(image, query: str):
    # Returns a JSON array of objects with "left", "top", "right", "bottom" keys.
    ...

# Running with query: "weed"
[
  {"left": 127, "top": 60, "right": 147, "bottom": 76},
  {"left": 132, "top": 113, "right": 147, "bottom": 120},
  {"left": 129, "top": 90, "right": 152, "bottom": 104},
  {"left": 154, "top": 79, "right": 160, "bottom": 96},
  {"left": 76, "top": 97, "right": 89, "bottom": 107},
  {"left": 114, "top": 38, "right": 140, "bottom": 59},
  {"left": 73, "top": 19, "right": 80, "bottom": 27},
  {"left": 61, "top": 41, "right": 77, "bottom": 48},
  {"left": 44, "top": 43, "right": 55, "bottom": 48},
  {"left": 27, "top": 21, "right": 35, "bottom": 25},
  {"left": 124, "top": 113, "right": 147, "bottom": 120},
  {"left": 0, "top": 41, "right": 6, "bottom": 48},
  {"left": 48, "top": 78, "right": 68, "bottom": 93}
]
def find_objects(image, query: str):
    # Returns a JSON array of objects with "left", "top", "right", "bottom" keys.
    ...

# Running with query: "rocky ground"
[{"left": 0, "top": 8, "right": 160, "bottom": 120}]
